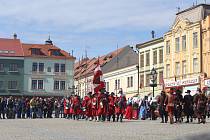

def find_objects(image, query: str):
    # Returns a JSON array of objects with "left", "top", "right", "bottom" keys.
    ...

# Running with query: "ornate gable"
[{"left": 171, "top": 18, "right": 191, "bottom": 35}]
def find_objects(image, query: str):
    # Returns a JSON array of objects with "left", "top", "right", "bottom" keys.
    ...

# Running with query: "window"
[
  {"left": 9, "top": 64, "right": 18, "bottom": 71},
  {"left": 32, "top": 80, "right": 37, "bottom": 89},
  {"left": 140, "top": 75, "right": 144, "bottom": 88},
  {"left": 61, "top": 64, "right": 65, "bottom": 72},
  {"left": 182, "top": 60, "right": 187, "bottom": 78},
  {"left": 193, "top": 32, "right": 198, "bottom": 48},
  {"left": 32, "top": 62, "right": 38, "bottom": 72},
  {"left": 127, "top": 76, "right": 133, "bottom": 88},
  {"left": 166, "top": 64, "right": 170, "bottom": 78},
  {"left": 51, "top": 50, "right": 62, "bottom": 56},
  {"left": 0, "top": 81, "right": 3, "bottom": 89},
  {"left": 175, "top": 37, "right": 180, "bottom": 52},
  {"left": 8, "top": 81, "right": 17, "bottom": 89},
  {"left": 0, "top": 64, "right": 4, "bottom": 71},
  {"left": 159, "top": 49, "right": 163, "bottom": 63},
  {"left": 166, "top": 41, "right": 170, "bottom": 54},
  {"left": 130, "top": 76, "right": 133, "bottom": 87},
  {"left": 54, "top": 81, "right": 59, "bottom": 90},
  {"left": 31, "top": 48, "right": 41, "bottom": 55},
  {"left": 182, "top": 35, "right": 186, "bottom": 51},
  {"left": 115, "top": 80, "right": 117, "bottom": 90},
  {"left": 31, "top": 80, "right": 44, "bottom": 90},
  {"left": 175, "top": 62, "right": 180, "bottom": 76},
  {"left": 153, "top": 50, "right": 157, "bottom": 65},
  {"left": 39, "top": 63, "right": 44, "bottom": 72},
  {"left": 47, "top": 67, "right": 51, "bottom": 72},
  {"left": 193, "top": 58, "right": 198, "bottom": 73},
  {"left": 140, "top": 53, "right": 144, "bottom": 68},
  {"left": 118, "top": 79, "right": 120, "bottom": 89},
  {"left": 60, "top": 81, "right": 65, "bottom": 90},
  {"left": 146, "top": 74, "right": 150, "bottom": 87},
  {"left": 54, "top": 63, "right": 59, "bottom": 72},
  {"left": 159, "top": 71, "right": 163, "bottom": 84},
  {"left": 106, "top": 82, "right": 109, "bottom": 92},
  {"left": 146, "top": 52, "right": 150, "bottom": 66},
  {"left": 38, "top": 80, "right": 43, "bottom": 89}
]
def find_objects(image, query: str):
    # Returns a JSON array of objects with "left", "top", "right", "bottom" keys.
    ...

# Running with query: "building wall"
[
  {"left": 138, "top": 40, "right": 164, "bottom": 97},
  {"left": 0, "top": 57, "right": 24, "bottom": 95},
  {"left": 104, "top": 65, "right": 138, "bottom": 98},
  {"left": 24, "top": 57, "right": 74, "bottom": 96},
  {"left": 202, "top": 15, "right": 210, "bottom": 79}
]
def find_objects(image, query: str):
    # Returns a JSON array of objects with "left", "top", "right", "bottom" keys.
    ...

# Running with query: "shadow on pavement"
[{"left": 176, "top": 133, "right": 210, "bottom": 140}]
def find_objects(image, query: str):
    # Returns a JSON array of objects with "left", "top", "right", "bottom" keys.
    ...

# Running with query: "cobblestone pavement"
[{"left": 0, "top": 118, "right": 210, "bottom": 140}]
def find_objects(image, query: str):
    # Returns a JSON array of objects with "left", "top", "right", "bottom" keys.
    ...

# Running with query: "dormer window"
[
  {"left": 31, "top": 48, "right": 41, "bottom": 55},
  {"left": 51, "top": 50, "right": 63, "bottom": 56}
]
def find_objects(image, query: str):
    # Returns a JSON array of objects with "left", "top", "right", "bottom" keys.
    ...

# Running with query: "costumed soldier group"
[
  {"left": 63, "top": 89, "right": 126, "bottom": 122},
  {"left": 0, "top": 88, "right": 210, "bottom": 125},
  {"left": 157, "top": 88, "right": 210, "bottom": 124}
]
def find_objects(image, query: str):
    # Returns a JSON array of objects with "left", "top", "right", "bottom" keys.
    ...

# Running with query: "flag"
[{"left": 92, "top": 60, "right": 105, "bottom": 94}]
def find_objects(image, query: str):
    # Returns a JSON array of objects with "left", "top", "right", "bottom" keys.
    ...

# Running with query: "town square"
[{"left": 1, "top": 0, "right": 210, "bottom": 140}]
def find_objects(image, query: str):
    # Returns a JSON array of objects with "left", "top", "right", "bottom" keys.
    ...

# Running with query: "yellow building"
[{"left": 164, "top": 4, "right": 210, "bottom": 95}]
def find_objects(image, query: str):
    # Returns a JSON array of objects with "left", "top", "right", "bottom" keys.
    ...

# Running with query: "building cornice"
[{"left": 136, "top": 37, "right": 164, "bottom": 49}]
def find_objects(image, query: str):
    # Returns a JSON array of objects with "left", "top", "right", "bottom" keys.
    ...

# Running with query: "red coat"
[
  {"left": 72, "top": 96, "right": 80, "bottom": 115},
  {"left": 108, "top": 95, "right": 115, "bottom": 115},
  {"left": 97, "top": 93, "right": 108, "bottom": 116},
  {"left": 125, "top": 104, "right": 133, "bottom": 120},
  {"left": 82, "top": 96, "right": 92, "bottom": 117},
  {"left": 91, "top": 95, "right": 98, "bottom": 116},
  {"left": 64, "top": 98, "right": 70, "bottom": 115},
  {"left": 115, "top": 95, "right": 126, "bottom": 114}
]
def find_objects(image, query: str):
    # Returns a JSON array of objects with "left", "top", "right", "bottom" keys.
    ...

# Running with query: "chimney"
[
  {"left": 151, "top": 30, "right": 155, "bottom": 39},
  {"left": 13, "top": 33, "right": 17, "bottom": 39}
]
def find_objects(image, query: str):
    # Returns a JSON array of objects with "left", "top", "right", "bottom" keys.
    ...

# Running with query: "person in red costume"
[
  {"left": 82, "top": 92, "right": 92, "bottom": 120},
  {"left": 63, "top": 97, "right": 70, "bottom": 119},
  {"left": 125, "top": 102, "right": 133, "bottom": 120},
  {"left": 97, "top": 89, "right": 108, "bottom": 122},
  {"left": 72, "top": 95, "right": 80, "bottom": 120},
  {"left": 91, "top": 93, "right": 98, "bottom": 121},
  {"left": 165, "top": 88, "right": 175, "bottom": 124},
  {"left": 115, "top": 89, "right": 126, "bottom": 122},
  {"left": 107, "top": 92, "right": 116, "bottom": 122}
]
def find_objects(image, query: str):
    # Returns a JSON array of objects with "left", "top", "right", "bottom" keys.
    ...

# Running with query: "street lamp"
[
  {"left": 136, "top": 65, "right": 140, "bottom": 96},
  {"left": 150, "top": 67, "right": 157, "bottom": 97}
]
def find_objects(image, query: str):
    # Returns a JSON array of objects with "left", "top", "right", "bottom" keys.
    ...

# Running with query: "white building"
[
  {"left": 136, "top": 37, "right": 164, "bottom": 97},
  {"left": 74, "top": 46, "right": 138, "bottom": 98}
]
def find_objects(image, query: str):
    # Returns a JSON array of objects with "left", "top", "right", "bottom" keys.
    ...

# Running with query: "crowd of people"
[{"left": 0, "top": 88, "right": 210, "bottom": 125}]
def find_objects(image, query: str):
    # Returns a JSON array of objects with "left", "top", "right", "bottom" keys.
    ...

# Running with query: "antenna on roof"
[
  {"left": 204, "top": 0, "right": 207, "bottom": 4},
  {"left": 195, "top": 0, "right": 198, "bottom": 5},
  {"left": 151, "top": 30, "right": 155, "bottom": 39},
  {"left": 176, "top": 6, "right": 181, "bottom": 13}
]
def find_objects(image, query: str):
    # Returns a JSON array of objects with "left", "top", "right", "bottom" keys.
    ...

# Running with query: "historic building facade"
[
  {"left": 0, "top": 38, "right": 24, "bottom": 96},
  {"left": 74, "top": 46, "right": 138, "bottom": 98},
  {"left": 136, "top": 37, "right": 164, "bottom": 97},
  {"left": 22, "top": 39, "right": 75, "bottom": 96},
  {"left": 164, "top": 4, "right": 210, "bottom": 95}
]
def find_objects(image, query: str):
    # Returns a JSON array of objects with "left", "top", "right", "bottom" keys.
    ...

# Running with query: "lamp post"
[
  {"left": 150, "top": 67, "right": 157, "bottom": 97},
  {"left": 136, "top": 65, "right": 140, "bottom": 96}
]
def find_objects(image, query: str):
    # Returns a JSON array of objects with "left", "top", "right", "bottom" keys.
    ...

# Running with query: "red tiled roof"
[
  {"left": 74, "top": 47, "right": 124, "bottom": 80},
  {"left": 0, "top": 38, "right": 23, "bottom": 57},
  {"left": 22, "top": 43, "right": 75, "bottom": 60}
]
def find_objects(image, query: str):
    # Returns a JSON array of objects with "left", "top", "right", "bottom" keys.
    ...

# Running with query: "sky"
[{"left": 0, "top": 0, "right": 209, "bottom": 59}]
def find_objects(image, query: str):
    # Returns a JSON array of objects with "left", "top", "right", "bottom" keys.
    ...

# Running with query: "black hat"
[
  {"left": 185, "top": 90, "right": 191, "bottom": 93},
  {"left": 110, "top": 92, "right": 115, "bottom": 95}
]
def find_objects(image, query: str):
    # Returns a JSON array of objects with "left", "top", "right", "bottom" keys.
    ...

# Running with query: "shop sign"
[
  {"left": 165, "top": 77, "right": 199, "bottom": 88},
  {"left": 205, "top": 79, "right": 210, "bottom": 87}
]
